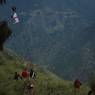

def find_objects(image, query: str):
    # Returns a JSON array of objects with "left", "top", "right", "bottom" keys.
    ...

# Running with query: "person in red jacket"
[
  {"left": 21, "top": 68, "right": 30, "bottom": 79},
  {"left": 74, "top": 79, "right": 82, "bottom": 89},
  {"left": 74, "top": 79, "right": 82, "bottom": 95}
]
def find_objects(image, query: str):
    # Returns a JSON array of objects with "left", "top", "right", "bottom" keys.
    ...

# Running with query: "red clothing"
[
  {"left": 22, "top": 70, "right": 30, "bottom": 78},
  {"left": 74, "top": 79, "right": 81, "bottom": 88}
]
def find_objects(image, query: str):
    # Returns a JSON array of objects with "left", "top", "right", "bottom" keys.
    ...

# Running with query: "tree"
[
  {"left": 0, "top": 0, "right": 12, "bottom": 51},
  {"left": 0, "top": 0, "right": 6, "bottom": 5}
]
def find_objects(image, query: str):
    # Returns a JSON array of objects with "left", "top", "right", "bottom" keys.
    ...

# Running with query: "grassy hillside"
[{"left": 0, "top": 50, "right": 90, "bottom": 95}]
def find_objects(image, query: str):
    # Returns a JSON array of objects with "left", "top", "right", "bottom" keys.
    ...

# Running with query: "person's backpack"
[{"left": 22, "top": 70, "right": 30, "bottom": 78}]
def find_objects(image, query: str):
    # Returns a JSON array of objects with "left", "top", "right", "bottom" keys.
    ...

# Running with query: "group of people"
[
  {"left": 14, "top": 67, "right": 36, "bottom": 81},
  {"left": 74, "top": 79, "right": 95, "bottom": 95},
  {"left": 14, "top": 72, "right": 95, "bottom": 95},
  {"left": 14, "top": 68, "right": 36, "bottom": 95}
]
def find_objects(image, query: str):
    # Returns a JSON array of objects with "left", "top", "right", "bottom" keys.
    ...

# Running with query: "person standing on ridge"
[
  {"left": 74, "top": 79, "right": 82, "bottom": 95},
  {"left": 21, "top": 68, "right": 30, "bottom": 79}
]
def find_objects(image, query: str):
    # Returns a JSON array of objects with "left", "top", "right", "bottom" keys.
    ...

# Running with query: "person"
[
  {"left": 14, "top": 72, "right": 19, "bottom": 80},
  {"left": 29, "top": 68, "right": 36, "bottom": 79},
  {"left": 74, "top": 79, "right": 82, "bottom": 89},
  {"left": 23, "top": 80, "right": 35, "bottom": 95},
  {"left": 32, "top": 71, "right": 36, "bottom": 79},
  {"left": 21, "top": 68, "right": 30, "bottom": 79},
  {"left": 30, "top": 68, "right": 33, "bottom": 78},
  {"left": 14, "top": 72, "right": 22, "bottom": 80},
  {"left": 74, "top": 79, "right": 82, "bottom": 95}
]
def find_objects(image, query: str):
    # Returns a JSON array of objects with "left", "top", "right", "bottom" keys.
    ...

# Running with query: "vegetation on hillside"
[{"left": 0, "top": 50, "right": 90, "bottom": 95}]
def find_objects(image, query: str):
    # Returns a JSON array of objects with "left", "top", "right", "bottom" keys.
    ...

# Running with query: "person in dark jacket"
[
  {"left": 29, "top": 68, "right": 36, "bottom": 79},
  {"left": 14, "top": 72, "right": 19, "bottom": 80},
  {"left": 30, "top": 68, "right": 33, "bottom": 78}
]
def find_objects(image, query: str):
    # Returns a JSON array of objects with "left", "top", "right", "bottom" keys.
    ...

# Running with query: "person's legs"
[{"left": 74, "top": 88, "right": 80, "bottom": 95}]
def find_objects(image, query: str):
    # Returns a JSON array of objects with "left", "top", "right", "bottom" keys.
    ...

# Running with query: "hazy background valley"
[{"left": 1, "top": 0, "right": 95, "bottom": 81}]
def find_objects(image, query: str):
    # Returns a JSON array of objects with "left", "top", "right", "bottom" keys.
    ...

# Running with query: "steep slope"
[
  {"left": 0, "top": 50, "right": 89, "bottom": 95},
  {"left": 4, "top": 0, "right": 95, "bottom": 81}
]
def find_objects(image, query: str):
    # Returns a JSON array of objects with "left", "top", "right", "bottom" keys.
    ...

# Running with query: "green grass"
[{"left": 0, "top": 50, "right": 90, "bottom": 95}]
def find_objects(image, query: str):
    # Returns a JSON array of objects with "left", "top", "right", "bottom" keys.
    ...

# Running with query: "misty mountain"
[{"left": 3, "top": 0, "right": 95, "bottom": 81}]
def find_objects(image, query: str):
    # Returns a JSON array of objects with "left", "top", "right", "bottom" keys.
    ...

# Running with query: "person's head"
[
  {"left": 30, "top": 68, "right": 33, "bottom": 71},
  {"left": 12, "top": 6, "right": 16, "bottom": 12},
  {"left": 24, "top": 67, "right": 27, "bottom": 71},
  {"left": 75, "top": 78, "right": 79, "bottom": 81}
]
